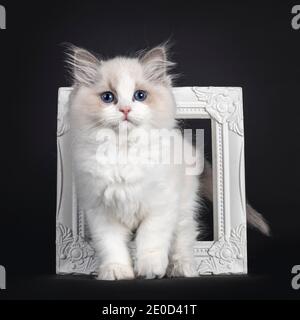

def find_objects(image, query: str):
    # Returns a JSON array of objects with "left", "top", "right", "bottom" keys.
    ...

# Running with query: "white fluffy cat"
[{"left": 67, "top": 44, "right": 269, "bottom": 280}]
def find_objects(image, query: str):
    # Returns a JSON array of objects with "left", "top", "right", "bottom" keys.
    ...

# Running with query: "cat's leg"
[
  {"left": 168, "top": 176, "right": 200, "bottom": 278},
  {"left": 87, "top": 209, "right": 134, "bottom": 280},
  {"left": 167, "top": 213, "right": 199, "bottom": 278},
  {"left": 134, "top": 206, "right": 177, "bottom": 279}
]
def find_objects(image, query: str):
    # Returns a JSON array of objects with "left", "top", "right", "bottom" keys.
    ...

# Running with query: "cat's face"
[{"left": 68, "top": 46, "right": 177, "bottom": 131}]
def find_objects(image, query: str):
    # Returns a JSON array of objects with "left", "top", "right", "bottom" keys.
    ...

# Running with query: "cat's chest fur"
[
  {"left": 76, "top": 127, "right": 177, "bottom": 229},
  {"left": 95, "top": 131, "right": 149, "bottom": 184},
  {"left": 83, "top": 131, "right": 162, "bottom": 228}
]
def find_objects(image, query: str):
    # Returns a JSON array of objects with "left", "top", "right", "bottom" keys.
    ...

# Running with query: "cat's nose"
[{"left": 119, "top": 106, "right": 131, "bottom": 117}]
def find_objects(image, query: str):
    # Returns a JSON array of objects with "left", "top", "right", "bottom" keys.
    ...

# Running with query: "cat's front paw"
[
  {"left": 97, "top": 263, "right": 135, "bottom": 281},
  {"left": 135, "top": 252, "right": 168, "bottom": 279},
  {"left": 167, "top": 260, "right": 199, "bottom": 278}
]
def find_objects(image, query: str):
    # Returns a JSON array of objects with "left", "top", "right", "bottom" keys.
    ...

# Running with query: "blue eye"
[
  {"left": 133, "top": 90, "right": 147, "bottom": 102},
  {"left": 100, "top": 91, "right": 115, "bottom": 103}
]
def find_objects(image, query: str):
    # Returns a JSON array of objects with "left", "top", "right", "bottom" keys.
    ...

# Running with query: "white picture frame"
[{"left": 56, "top": 86, "right": 247, "bottom": 276}]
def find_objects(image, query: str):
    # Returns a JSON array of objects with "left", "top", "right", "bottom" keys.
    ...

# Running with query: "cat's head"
[{"left": 67, "top": 44, "right": 177, "bottom": 131}]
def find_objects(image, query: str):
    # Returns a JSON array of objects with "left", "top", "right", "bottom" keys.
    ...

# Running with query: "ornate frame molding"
[{"left": 56, "top": 86, "right": 247, "bottom": 275}]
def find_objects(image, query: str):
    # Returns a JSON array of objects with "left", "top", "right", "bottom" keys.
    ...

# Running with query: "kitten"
[{"left": 67, "top": 44, "right": 269, "bottom": 280}]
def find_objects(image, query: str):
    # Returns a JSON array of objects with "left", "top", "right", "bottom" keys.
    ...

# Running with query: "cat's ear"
[
  {"left": 139, "top": 45, "right": 175, "bottom": 85},
  {"left": 65, "top": 45, "right": 101, "bottom": 86}
]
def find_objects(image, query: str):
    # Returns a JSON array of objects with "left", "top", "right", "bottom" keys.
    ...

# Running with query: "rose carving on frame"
[
  {"left": 197, "top": 224, "right": 246, "bottom": 274},
  {"left": 192, "top": 87, "right": 244, "bottom": 136},
  {"left": 56, "top": 223, "right": 98, "bottom": 274}
]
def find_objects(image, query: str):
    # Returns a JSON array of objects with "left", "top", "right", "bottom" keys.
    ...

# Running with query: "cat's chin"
[
  {"left": 120, "top": 118, "right": 145, "bottom": 129},
  {"left": 117, "top": 119, "right": 137, "bottom": 131}
]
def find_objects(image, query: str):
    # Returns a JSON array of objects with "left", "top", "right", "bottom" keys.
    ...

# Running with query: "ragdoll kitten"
[{"left": 67, "top": 44, "right": 269, "bottom": 280}]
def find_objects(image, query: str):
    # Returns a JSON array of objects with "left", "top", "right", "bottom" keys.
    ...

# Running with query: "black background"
[{"left": 0, "top": 0, "right": 299, "bottom": 300}]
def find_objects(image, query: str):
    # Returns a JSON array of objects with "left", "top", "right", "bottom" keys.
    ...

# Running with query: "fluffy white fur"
[
  {"left": 68, "top": 45, "right": 201, "bottom": 280},
  {"left": 67, "top": 42, "right": 272, "bottom": 280}
]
